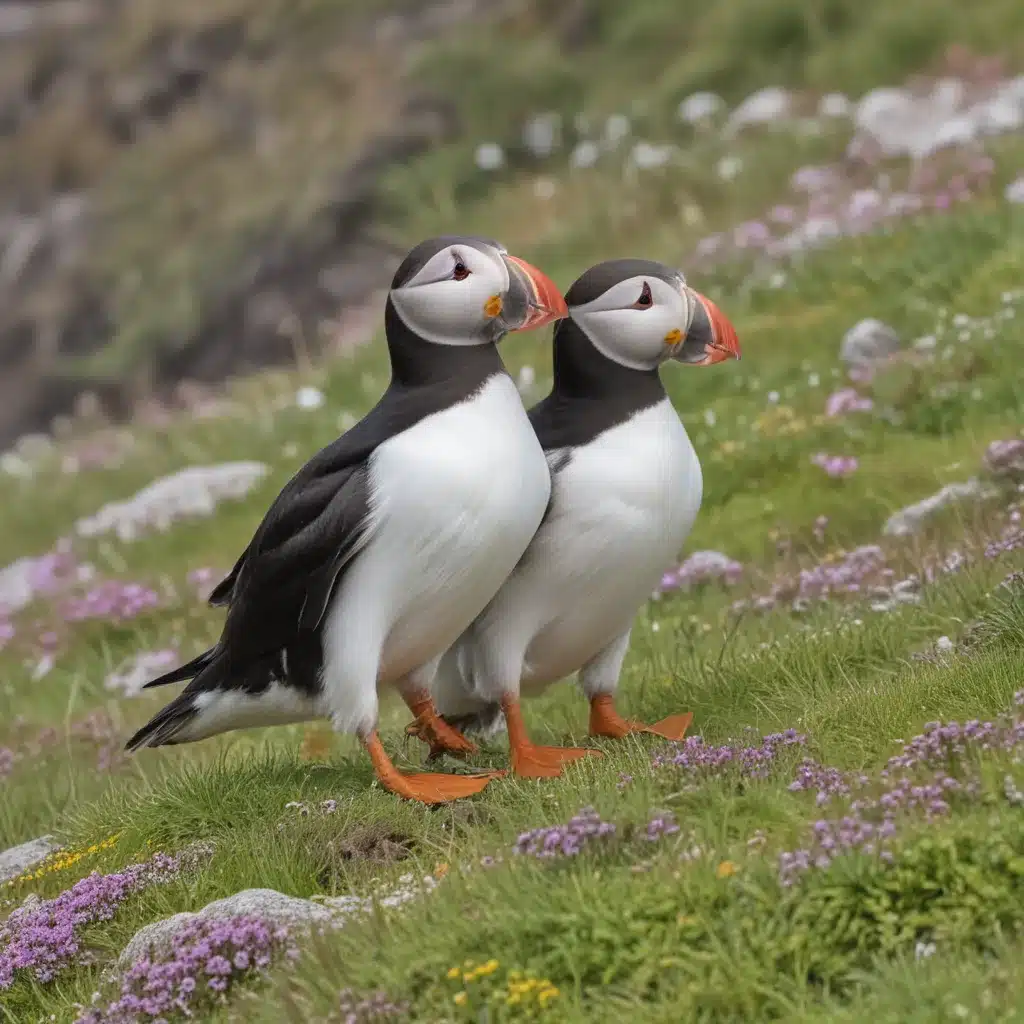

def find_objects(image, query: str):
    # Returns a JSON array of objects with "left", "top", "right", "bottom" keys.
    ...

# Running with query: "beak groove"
[{"left": 505, "top": 255, "right": 568, "bottom": 332}]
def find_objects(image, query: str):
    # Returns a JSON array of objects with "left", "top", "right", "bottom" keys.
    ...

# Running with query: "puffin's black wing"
[
  {"left": 134, "top": 432, "right": 377, "bottom": 709},
  {"left": 217, "top": 438, "right": 378, "bottom": 660}
]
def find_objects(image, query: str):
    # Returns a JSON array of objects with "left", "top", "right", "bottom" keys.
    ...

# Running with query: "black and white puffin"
[
  {"left": 125, "top": 235, "right": 568, "bottom": 803},
  {"left": 416, "top": 258, "right": 740, "bottom": 776}
]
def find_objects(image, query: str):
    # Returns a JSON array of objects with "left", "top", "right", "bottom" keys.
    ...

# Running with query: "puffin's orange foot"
[
  {"left": 511, "top": 744, "right": 602, "bottom": 778},
  {"left": 640, "top": 713, "right": 694, "bottom": 742},
  {"left": 405, "top": 716, "right": 478, "bottom": 760},
  {"left": 402, "top": 689, "right": 478, "bottom": 760},
  {"left": 589, "top": 694, "right": 693, "bottom": 742},
  {"left": 363, "top": 729, "right": 501, "bottom": 804},
  {"left": 378, "top": 768, "right": 504, "bottom": 804}
]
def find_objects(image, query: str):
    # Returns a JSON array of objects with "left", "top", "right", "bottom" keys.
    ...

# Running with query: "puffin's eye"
[
  {"left": 452, "top": 258, "right": 470, "bottom": 281},
  {"left": 633, "top": 282, "right": 653, "bottom": 309}
]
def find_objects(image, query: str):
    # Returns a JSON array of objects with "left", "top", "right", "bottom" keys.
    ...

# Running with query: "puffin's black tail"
[
  {"left": 127, "top": 649, "right": 232, "bottom": 751},
  {"left": 125, "top": 691, "right": 202, "bottom": 752},
  {"left": 142, "top": 646, "right": 218, "bottom": 689}
]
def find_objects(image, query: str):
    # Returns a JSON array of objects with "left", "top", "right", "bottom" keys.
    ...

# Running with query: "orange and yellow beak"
[
  {"left": 675, "top": 287, "right": 741, "bottom": 365},
  {"left": 503, "top": 255, "right": 569, "bottom": 332}
]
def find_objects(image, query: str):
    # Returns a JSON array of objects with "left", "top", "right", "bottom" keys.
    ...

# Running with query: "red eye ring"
[
  {"left": 633, "top": 281, "right": 653, "bottom": 308},
  {"left": 453, "top": 259, "right": 470, "bottom": 281}
]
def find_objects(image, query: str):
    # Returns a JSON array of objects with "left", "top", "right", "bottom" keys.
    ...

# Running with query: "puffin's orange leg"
[
  {"left": 402, "top": 688, "right": 477, "bottom": 759},
  {"left": 588, "top": 694, "right": 693, "bottom": 742},
  {"left": 362, "top": 731, "right": 501, "bottom": 804},
  {"left": 501, "top": 695, "right": 601, "bottom": 778}
]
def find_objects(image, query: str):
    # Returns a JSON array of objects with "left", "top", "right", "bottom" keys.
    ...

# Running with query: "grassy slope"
[{"left": 3, "top": 4, "right": 1024, "bottom": 1022}]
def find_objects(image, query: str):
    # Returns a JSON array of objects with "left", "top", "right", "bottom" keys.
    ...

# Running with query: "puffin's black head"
[
  {"left": 561, "top": 258, "right": 741, "bottom": 370},
  {"left": 388, "top": 236, "right": 567, "bottom": 347}
]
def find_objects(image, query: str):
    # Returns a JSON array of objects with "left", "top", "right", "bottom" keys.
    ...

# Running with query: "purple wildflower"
[
  {"left": 1, "top": 853, "right": 184, "bottom": 988},
  {"left": 789, "top": 759, "right": 866, "bottom": 806},
  {"left": 790, "top": 164, "right": 839, "bottom": 194},
  {"left": 825, "top": 388, "right": 874, "bottom": 418},
  {"left": 76, "top": 915, "right": 298, "bottom": 1023},
  {"left": 811, "top": 453, "right": 859, "bottom": 478},
  {"left": 660, "top": 550, "right": 743, "bottom": 593},
  {"left": 695, "top": 234, "right": 725, "bottom": 260},
  {"left": 61, "top": 581, "right": 161, "bottom": 623},
  {"left": 643, "top": 812, "right": 681, "bottom": 842},
  {"left": 768, "top": 204, "right": 798, "bottom": 225},
  {"left": 514, "top": 808, "right": 616, "bottom": 859},
  {"left": 985, "top": 522, "right": 1024, "bottom": 559},
  {"left": 652, "top": 729, "right": 805, "bottom": 779},
  {"left": 780, "top": 694, "right": 1024, "bottom": 885},
  {"left": 733, "top": 221, "right": 772, "bottom": 250}
]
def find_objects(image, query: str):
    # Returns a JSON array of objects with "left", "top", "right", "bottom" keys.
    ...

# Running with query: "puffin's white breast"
[
  {"left": 494, "top": 396, "right": 702, "bottom": 685},
  {"left": 326, "top": 372, "right": 551, "bottom": 687}
]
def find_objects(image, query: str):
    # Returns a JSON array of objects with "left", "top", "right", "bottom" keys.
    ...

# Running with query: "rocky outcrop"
[{"left": 0, "top": 0, "right": 499, "bottom": 449}]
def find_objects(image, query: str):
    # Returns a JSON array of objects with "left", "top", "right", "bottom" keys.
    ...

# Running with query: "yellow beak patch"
[
  {"left": 484, "top": 295, "right": 503, "bottom": 318},
  {"left": 664, "top": 328, "right": 683, "bottom": 347}
]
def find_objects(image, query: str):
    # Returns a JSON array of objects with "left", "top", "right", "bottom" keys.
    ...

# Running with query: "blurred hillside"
[{"left": 2, "top": 0, "right": 1024, "bottom": 448}]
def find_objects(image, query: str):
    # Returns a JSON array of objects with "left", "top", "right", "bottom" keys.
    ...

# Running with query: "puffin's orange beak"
[
  {"left": 685, "top": 287, "right": 741, "bottom": 365},
  {"left": 505, "top": 255, "right": 569, "bottom": 332}
]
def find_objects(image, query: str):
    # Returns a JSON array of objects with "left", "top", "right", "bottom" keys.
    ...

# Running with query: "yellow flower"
[
  {"left": 716, "top": 860, "right": 738, "bottom": 878},
  {"left": 454, "top": 991, "right": 468, "bottom": 1006},
  {"left": 447, "top": 966, "right": 461, "bottom": 980},
  {"left": 479, "top": 958, "right": 499, "bottom": 975}
]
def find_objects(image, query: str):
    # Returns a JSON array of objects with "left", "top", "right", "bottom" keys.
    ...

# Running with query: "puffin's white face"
[
  {"left": 388, "top": 241, "right": 566, "bottom": 346},
  {"left": 569, "top": 272, "right": 741, "bottom": 371}
]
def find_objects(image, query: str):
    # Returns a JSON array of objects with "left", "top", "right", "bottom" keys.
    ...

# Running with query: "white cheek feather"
[
  {"left": 390, "top": 282, "right": 490, "bottom": 346},
  {"left": 569, "top": 274, "right": 689, "bottom": 371},
  {"left": 391, "top": 249, "right": 510, "bottom": 347}
]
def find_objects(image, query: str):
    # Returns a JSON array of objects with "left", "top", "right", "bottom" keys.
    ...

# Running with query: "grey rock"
[
  {"left": 118, "top": 889, "right": 338, "bottom": 967},
  {"left": 882, "top": 479, "right": 997, "bottom": 537},
  {"left": 983, "top": 439, "right": 1024, "bottom": 480},
  {"left": 0, "top": 835, "right": 60, "bottom": 883},
  {"left": 840, "top": 318, "right": 901, "bottom": 367},
  {"left": 74, "top": 462, "right": 269, "bottom": 541}
]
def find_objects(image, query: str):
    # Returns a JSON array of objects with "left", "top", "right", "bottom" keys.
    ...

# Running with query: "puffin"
[
  {"left": 413, "top": 258, "right": 740, "bottom": 776},
  {"left": 125, "top": 235, "right": 568, "bottom": 804}
]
